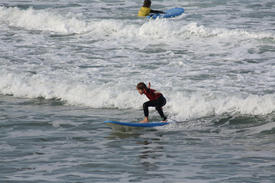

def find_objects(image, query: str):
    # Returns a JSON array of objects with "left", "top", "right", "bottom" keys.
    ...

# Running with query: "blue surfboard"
[
  {"left": 104, "top": 121, "right": 169, "bottom": 128},
  {"left": 147, "top": 8, "right": 184, "bottom": 19}
]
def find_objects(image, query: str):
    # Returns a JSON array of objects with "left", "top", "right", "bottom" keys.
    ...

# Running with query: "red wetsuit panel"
[{"left": 144, "top": 89, "right": 162, "bottom": 101}]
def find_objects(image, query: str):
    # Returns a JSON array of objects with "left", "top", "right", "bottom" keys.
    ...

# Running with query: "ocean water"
[{"left": 0, "top": 0, "right": 275, "bottom": 182}]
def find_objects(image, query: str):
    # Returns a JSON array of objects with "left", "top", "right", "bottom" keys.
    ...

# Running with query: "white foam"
[
  {"left": 0, "top": 70, "right": 274, "bottom": 121},
  {"left": 168, "top": 92, "right": 275, "bottom": 121},
  {"left": 0, "top": 6, "right": 274, "bottom": 121},
  {"left": 0, "top": 69, "right": 142, "bottom": 109},
  {"left": 0, "top": 6, "right": 274, "bottom": 41},
  {"left": 0, "top": 6, "right": 87, "bottom": 34}
]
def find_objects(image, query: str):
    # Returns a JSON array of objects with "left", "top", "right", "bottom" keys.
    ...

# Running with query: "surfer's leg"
[
  {"left": 155, "top": 96, "right": 167, "bottom": 121},
  {"left": 143, "top": 101, "right": 151, "bottom": 118},
  {"left": 141, "top": 101, "right": 155, "bottom": 123},
  {"left": 155, "top": 106, "right": 167, "bottom": 121},
  {"left": 143, "top": 100, "right": 158, "bottom": 117},
  {"left": 143, "top": 97, "right": 167, "bottom": 121}
]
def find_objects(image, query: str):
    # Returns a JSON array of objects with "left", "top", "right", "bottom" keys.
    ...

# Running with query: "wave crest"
[
  {"left": 0, "top": 6, "right": 274, "bottom": 41},
  {"left": 0, "top": 71, "right": 274, "bottom": 120}
]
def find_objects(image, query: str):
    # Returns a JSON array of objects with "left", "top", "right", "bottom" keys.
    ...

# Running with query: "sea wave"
[
  {"left": 0, "top": 70, "right": 274, "bottom": 121},
  {"left": 0, "top": 6, "right": 274, "bottom": 42}
]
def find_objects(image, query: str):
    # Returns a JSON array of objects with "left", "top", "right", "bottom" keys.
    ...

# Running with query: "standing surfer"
[{"left": 136, "top": 82, "right": 167, "bottom": 123}]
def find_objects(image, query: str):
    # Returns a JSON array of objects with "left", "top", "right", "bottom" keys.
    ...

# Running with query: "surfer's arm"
[
  {"left": 154, "top": 91, "right": 161, "bottom": 95},
  {"left": 150, "top": 9, "right": 165, "bottom": 14},
  {"left": 148, "top": 82, "right": 151, "bottom": 89}
]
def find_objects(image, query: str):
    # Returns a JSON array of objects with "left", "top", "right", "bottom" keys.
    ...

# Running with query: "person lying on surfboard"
[
  {"left": 138, "top": 0, "right": 164, "bottom": 17},
  {"left": 136, "top": 82, "right": 167, "bottom": 123}
]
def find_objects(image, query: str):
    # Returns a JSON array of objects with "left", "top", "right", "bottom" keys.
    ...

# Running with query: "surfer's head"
[
  {"left": 143, "top": 0, "right": 151, "bottom": 8},
  {"left": 137, "top": 82, "right": 148, "bottom": 94}
]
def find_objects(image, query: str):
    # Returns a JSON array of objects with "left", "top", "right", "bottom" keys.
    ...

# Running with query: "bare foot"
[
  {"left": 139, "top": 117, "right": 149, "bottom": 123},
  {"left": 161, "top": 120, "right": 168, "bottom": 123}
]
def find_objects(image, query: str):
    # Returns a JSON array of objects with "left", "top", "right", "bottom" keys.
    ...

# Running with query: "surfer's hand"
[{"left": 148, "top": 82, "right": 151, "bottom": 89}]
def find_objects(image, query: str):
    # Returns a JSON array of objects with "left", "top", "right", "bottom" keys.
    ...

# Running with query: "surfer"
[
  {"left": 137, "top": 82, "right": 167, "bottom": 123},
  {"left": 138, "top": 0, "right": 164, "bottom": 17}
]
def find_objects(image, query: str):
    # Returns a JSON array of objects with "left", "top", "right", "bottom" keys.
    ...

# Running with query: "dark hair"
[
  {"left": 137, "top": 82, "right": 148, "bottom": 90},
  {"left": 143, "top": 0, "right": 151, "bottom": 8}
]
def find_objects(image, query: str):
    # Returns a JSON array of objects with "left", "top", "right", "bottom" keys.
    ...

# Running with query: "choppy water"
[{"left": 0, "top": 0, "right": 275, "bottom": 182}]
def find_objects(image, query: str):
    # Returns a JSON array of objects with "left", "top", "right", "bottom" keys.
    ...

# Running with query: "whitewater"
[
  {"left": 0, "top": 6, "right": 274, "bottom": 120},
  {"left": 0, "top": 0, "right": 275, "bottom": 182}
]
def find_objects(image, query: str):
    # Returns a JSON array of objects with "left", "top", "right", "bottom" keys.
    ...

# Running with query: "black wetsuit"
[
  {"left": 143, "top": 94, "right": 167, "bottom": 121},
  {"left": 150, "top": 10, "right": 164, "bottom": 14}
]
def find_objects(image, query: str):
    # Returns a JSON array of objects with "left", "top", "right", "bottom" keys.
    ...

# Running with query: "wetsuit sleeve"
[{"left": 150, "top": 9, "right": 165, "bottom": 14}]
